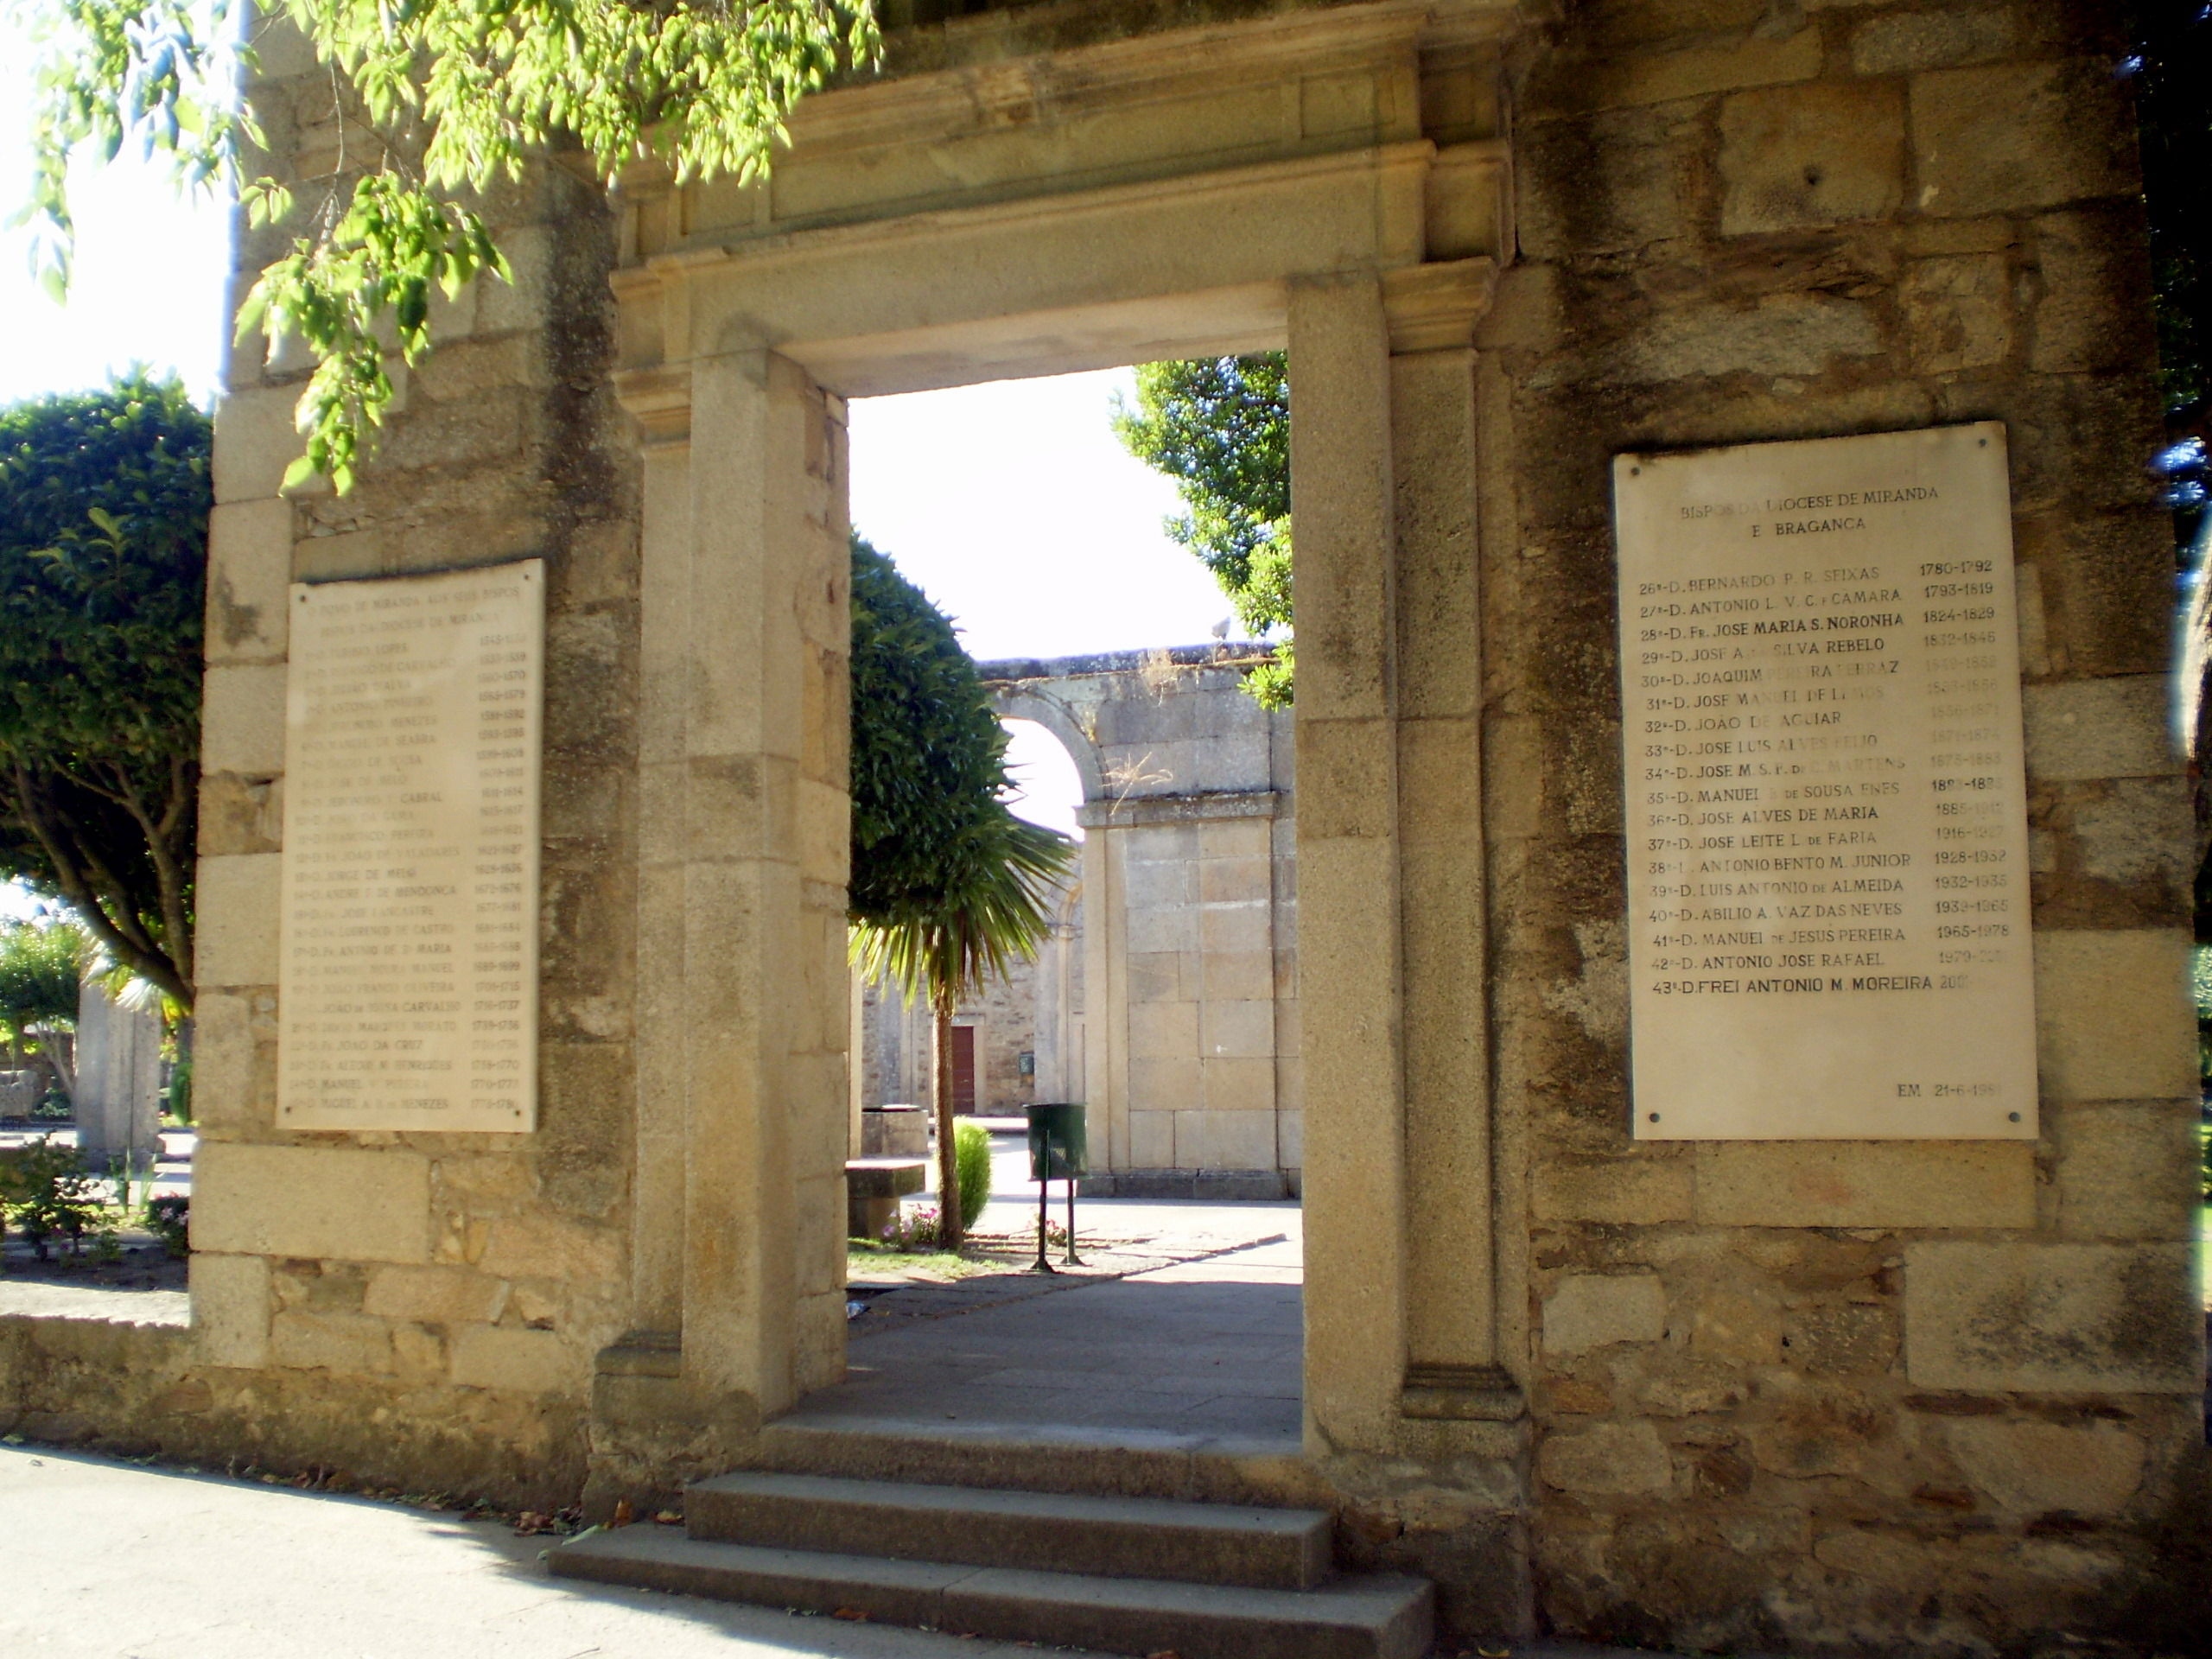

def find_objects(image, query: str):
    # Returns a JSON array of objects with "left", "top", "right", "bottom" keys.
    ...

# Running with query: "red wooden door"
[{"left": 950, "top": 1026, "right": 977, "bottom": 1115}]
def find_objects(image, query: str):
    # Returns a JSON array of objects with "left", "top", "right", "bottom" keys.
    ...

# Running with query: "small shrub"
[
  {"left": 147, "top": 1192, "right": 189, "bottom": 1257},
  {"left": 954, "top": 1119, "right": 992, "bottom": 1230},
  {"left": 877, "top": 1204, "right": 942, "bottom": 1251},
  {"left": 0, "top": 1136, "right": 105, "bottom": 1260}
]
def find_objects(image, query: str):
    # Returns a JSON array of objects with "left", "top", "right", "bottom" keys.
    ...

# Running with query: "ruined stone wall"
[
  {"left": 988, "top": 651, "right": 1301, "bottom": 1183},
  {"left": 1484, "top": 0, "right": 2208, "bottom": 1649},
  {"left": 860, "top": 963, "right": 1035, "bottom": 1112},
  {"left": 967, "top": 957, "right": 1041, "bottom": 1112},
  {"left": 6, "top": 2, "right": 2202, "bottom": 1642},
  {"left": 181, "top": 27, "right": 643, "bottom": 1491}
]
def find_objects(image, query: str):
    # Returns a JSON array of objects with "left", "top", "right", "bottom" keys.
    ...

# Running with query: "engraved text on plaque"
[
  {"left": 1613, "top": 424, "right": 2035, "bottom": 1139},
  {"left": 277, "top": 561, "right": 543, "bottom": 1132}
]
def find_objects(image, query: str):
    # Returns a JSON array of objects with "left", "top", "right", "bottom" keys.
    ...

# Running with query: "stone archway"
[
  {"left": 605, "top": 0, "right": 1518, "bottom": 1462},
  {"left": 985, "top": 649, "right": 1302, "bottom": 1196}
]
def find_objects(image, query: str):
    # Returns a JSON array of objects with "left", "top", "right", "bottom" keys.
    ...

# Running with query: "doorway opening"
[{"left": 831, "top": 364, "right": 1304, "bottom": 1445}]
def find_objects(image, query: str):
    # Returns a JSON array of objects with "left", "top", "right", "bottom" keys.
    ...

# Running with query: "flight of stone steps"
[{"left": 550, "top": 1466, "right": 1434, "bottom": 1659}]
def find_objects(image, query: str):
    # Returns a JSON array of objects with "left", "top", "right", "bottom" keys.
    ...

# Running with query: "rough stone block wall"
[
  {"left": 0, "top": 1301, "right": 587, "bottom": 1503},
  {"left": 861, "top": 953, "right": 1049, "bottom": 1111},
  {"left": 1486, "top": 0, "right": 2208, "bottom": 1649},
  {"left": 180, "top": 29, "right": 643, "bottom": 1491},
  {"left": 968, "top": 957, "right": 1042, "bottom": 1112}
]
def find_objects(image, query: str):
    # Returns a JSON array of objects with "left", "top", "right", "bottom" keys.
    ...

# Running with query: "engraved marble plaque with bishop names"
[
  {"left": 1613, "top": 423, "right": 2036, "bottom": 1140},
  {"left": 277, "top": 561, "right": 543, "bottom": 1132}
]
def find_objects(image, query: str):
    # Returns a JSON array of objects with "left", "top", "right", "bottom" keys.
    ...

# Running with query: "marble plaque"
[
  {"left": 277, "top": 561, "right": 543, "bottom": 1132},
  {"left": 1613, "top": 423, "right": 2036, "bottom": 1140}
]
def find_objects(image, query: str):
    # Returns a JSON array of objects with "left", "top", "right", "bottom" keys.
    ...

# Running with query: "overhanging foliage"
[
  {"left": 1112, "top": 354, "right": 1294, "bottom": 706},
  {"left": 21, "top": 0, "right": 880, "bottom": 491}
]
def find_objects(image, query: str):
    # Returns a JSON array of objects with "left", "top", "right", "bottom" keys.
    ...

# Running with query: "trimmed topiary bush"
[{"left": 954, "top": 1119, "right": 992, "bottom": 1230}]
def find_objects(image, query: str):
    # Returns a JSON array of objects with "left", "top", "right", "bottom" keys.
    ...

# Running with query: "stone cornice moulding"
[
  {"left": 1382, "top": 256, "right": 1500, "bottom": 352},
  {"left": 867, "top": 0, "right": 1522, "bottom": 95},
  {"left": 790, "top": 0, "right": 1516, "bottom": 156},
  {"left": 620, "top": 138, "right": 1440, "bottom": 283},
  {"left": 611, "top": 365, "right": 695, "bottom": 449},
  {"left": 603, "top": 0, "right": 1519, "bottom": 200}
]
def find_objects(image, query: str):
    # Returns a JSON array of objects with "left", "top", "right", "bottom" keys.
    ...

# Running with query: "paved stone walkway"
[
  {"left": 0, "top": 1445, "right": 1712, "bottom": 1659},
  {"left": 823, "top": 1232, "right": 1304, "bottom": 1439}
]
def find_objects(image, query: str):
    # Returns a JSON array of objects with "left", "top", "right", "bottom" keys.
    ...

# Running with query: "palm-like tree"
[
  {"left": 851, "top": 809, "right": 1071, "bottom": 1249},
  {"left": 845, "top": 531, "right": 1076, "bottom": 1249}
]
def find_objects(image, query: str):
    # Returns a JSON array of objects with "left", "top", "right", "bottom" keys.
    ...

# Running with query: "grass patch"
[{"left": 845, "top": 1240, "right": 998, "bottom": 1280}]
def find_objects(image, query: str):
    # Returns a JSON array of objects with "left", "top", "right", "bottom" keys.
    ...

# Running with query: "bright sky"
[
  {"left": 0, "top": 48, "right": 1230, "bottom": 837},
  {"left": 0, "top": 26, "right": 234, "bottom": 407},
  {"left": 849, "top": 372, "right": 1238, "bottom": 836}
]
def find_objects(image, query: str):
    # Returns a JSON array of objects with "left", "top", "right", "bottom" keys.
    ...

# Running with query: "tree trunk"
[{"left": 934, "top": 989, "right": 963, "bottom": 1249}]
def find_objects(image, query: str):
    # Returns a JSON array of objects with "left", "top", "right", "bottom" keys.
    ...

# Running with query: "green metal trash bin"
[{"left": 1025, "top": 1102, "right": 1088, "bottom": 1180}]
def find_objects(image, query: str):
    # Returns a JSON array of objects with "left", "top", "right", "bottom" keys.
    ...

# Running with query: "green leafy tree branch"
[
  {"left": 1111, "top": 353, "right": 1294, "bottom": 706},
  {"left": 0, "top": 376, "right": 207, "bottom": 1010},
  {"left": 19, "top": 0, "right": 881, "bottom": 491},
  {"left": 0, "top": 918, "right": 89, "bottom": 1101}
]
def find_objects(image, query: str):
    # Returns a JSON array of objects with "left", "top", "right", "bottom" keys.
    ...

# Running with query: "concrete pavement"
[
  {"left": 0, "top": 1444, "right": 1716, "bottom": 1659},
  {"left": 1, "top": 1443, "right": 1089, "bottom": 1659}
]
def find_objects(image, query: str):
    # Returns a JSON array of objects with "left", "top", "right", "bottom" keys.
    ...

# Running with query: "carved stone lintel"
[
  {"left": 1400, "top": 1361, "right": 1525, "bottom": 1421},
  {"left": 1382, "top": 257, "right": 1499, "bottom": 354}
]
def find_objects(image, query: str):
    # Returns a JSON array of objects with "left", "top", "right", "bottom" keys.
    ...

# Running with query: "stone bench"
[
  {"left": 845, "top": 1158, "right": 927, "bottom": 1242},
  {"left": 860, "top": 1104, "right": 927, "bottom": 1160}
]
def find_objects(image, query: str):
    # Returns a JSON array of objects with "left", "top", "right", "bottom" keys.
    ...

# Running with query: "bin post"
[{"left": 1024, "top": 1103, "right": 1088, "bottom": 1274}]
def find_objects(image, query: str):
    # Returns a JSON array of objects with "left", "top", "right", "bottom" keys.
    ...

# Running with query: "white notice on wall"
[
  {"left": 1613, "top": 423, "right": 2035, "bottom": 1140},
  {"left": 277, "top": 561, "right": 543, "bottom": 1132}
]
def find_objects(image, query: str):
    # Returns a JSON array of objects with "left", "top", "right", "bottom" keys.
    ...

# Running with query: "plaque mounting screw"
[
  {"left": 1646, "top": 1112, "right": 1660, "bottom": 1122},
  {"left": 2006, "top": 1111, "right": 2021, "bottom": 1122}
]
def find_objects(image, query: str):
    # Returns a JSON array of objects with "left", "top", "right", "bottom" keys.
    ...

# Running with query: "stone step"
[
  {"left": 550, "top": 1528, "right": 1434, "bottom": 1659},
  {"left": 687, "top": 1469, "right": 1333, "bottom": 1589},
  {"left": 755, "top": 1413, "right": 1328, "bottom": 1509}
]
